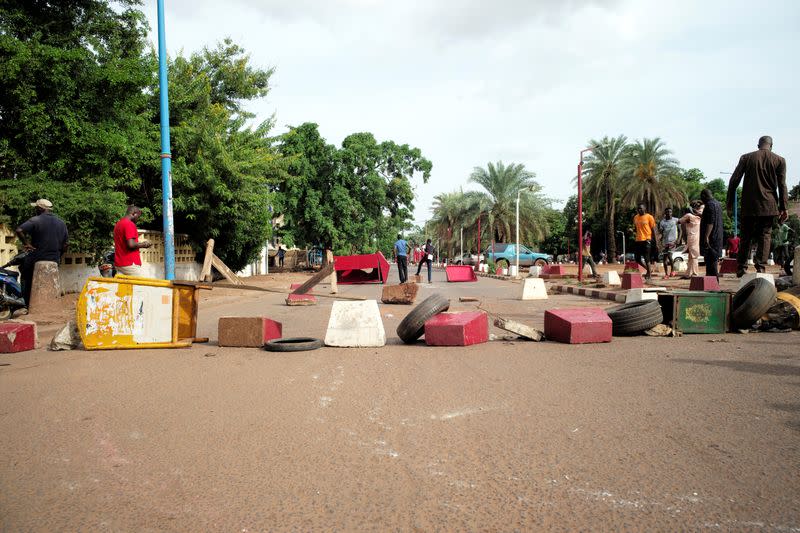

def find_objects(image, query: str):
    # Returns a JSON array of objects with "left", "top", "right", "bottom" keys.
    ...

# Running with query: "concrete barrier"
[
  {"left": 689, "top": 276, "right": 721, "bottom": 291},
  {"left": 520, "top": 277, "right": 548, "bottom": 300},
  {"left": 602, "top": 271, "right": 621, "bottom": 286},
  {"left": 28, "top": 261, "right": 61, "bottom": 314},
  {"left": 544, "top": 308, "right": 612, "bottom": 344},
  {"left": 324, "top": 300, "right": 386, "bottom": 347},
  {"left": 0, "top": 321, "right": 37, "bottom": 353},
  {"left": 621, "top": 273, "right": 644, "bottom": 289},
  {"left": 218, "top": 317, "right": 282, "bottom": 347},
  {"left": 739, "top": 272, "right": 774, "bottom": 290},
  {"left": 424, "top": 311, "right": 488, "bottom": 346}
]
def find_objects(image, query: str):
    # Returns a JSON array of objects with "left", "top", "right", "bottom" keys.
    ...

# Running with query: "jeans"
[
  {"left": 415, "top": 258, "right": 432, "bottom": 282},
  {"left": 704, "top": 247, "right": 720, "bottom": 277},
  {"left": 397, "top": 255, "right": 408, "bottom": 283},
  {"left": 739, "top": 215, "right": 775, "bottom": 272}
]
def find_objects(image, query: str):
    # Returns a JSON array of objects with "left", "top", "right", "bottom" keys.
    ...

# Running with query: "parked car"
[
  {"left": 484, "top": 243, "right": 552, "bottom": 269},
  {"left": 667, "top": 244, "right": 705, "bottom": 270},
  {"left": 455, "top": 252, "right": 485, "bottom": 265}
]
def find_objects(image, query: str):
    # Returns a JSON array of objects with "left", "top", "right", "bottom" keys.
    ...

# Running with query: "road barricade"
[{"left": 334, "top": 252, "right": 389, "bottom": 284}]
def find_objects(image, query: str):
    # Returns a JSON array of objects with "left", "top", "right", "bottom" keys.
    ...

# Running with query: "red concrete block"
[
  {"left": 424, "top": 311, "right": 488, "bottom": 346},
  {"left": 621, "top": 272, "right": 644, "bottom": 289},
  {"left": 0, "top": 321, "right": 37, "bottom": 353},
  {"left": 624, "top": 261, "right": 645, "bottom": 273},
  {"left": 218, "top": 317, "right": 282, "bottom": 347},
  {"left": 689, "top": 276, "right": 721, "bottom": 291},
  {"left": 445, "top": 265, "right": 478, "bottom": 282},
  {"left": 544, "top": 308, "right": 612, "bottom": 344},
  {"left": 546, "top": 265, "right": 566, "bottom": 275},
  {"left": 719, "top": 258, "right": 738, "bottom": 274},
  {"left": 287, "top": 283, "right": 317, "bottom": 305}
]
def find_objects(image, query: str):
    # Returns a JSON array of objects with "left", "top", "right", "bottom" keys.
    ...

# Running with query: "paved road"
[{"left": 1, "top": 269, "right": 798, "bottom": 531}]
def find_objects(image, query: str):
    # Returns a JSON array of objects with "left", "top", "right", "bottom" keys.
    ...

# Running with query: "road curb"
[{"left": 551, "top": 284, "right": 627, "bottom": 303}]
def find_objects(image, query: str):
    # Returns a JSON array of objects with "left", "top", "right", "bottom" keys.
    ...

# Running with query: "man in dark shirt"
[
  {"left": 15, "top": 199, "right": 69, "bottom": 305},
  {"left": 726, "top": 135, "right": 788, "bottom": 276},
  {"left": 700, "top": 189, "right": 723, "bottom": 279}
]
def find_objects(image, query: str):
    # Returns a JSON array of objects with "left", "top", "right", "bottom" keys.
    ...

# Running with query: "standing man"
[
  {"left": 393, "top": 233, "right": 409, "bottom": 283},
  {"left": 726, "top": 135, "right": 788, "bottom": 276},
  {"left": 701, "top": 189, "right": 724, "bottom": 279},
  {"left": 772, "top": 221, "right": 792, "bottom": 267},
  {"left": 415, "top": 238, "right": 434, "bottom": 283},
  {"left": 113, "top": 205, "right": 151, "bottom": 276},
  {"left": 581, "top": 230, "right": 598, "bottom": 277},
  {"left": 726, "top": 234, "right": 740, "bottom": 258},
  {"left": 658, "top": 207, "right": 681, "bottom": 279},
  {"left": 277, "top": 245, "right": 285, "bottom": 268},
  {"left": 15, "top": 199, "right": 69, "bottom": 306},
  {"left": 633, "top": 204, "right": 656, "bottom": 279}
]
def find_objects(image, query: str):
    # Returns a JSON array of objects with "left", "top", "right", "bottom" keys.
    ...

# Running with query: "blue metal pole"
[
  {"left": 734, "top": 189, "right": 738, "bottom": 237},
  {"left": 157, "top": 0, "right": 175, "bottom": 280}
]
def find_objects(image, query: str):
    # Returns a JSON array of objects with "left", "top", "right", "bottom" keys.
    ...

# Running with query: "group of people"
[
  {"left": 14, "top": 202, "right": 152, "bottom": 306},
  {"left": 393, "top": 235, "right": 435, "bottom": 284}
]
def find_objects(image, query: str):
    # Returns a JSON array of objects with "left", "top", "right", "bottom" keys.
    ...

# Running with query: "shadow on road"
[{"left": 671, "top": 358, "right": 800, "bottom": 377}]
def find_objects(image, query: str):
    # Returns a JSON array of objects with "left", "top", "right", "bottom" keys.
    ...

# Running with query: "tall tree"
[
  {"left": 580, "top": 135, "right": 628, "bottom": 263},
  {"left": 468, "top": 161, "right": 550, "bottom": 245},
  {"left": 619, "top": 137, "right": 686, "bottom": 215}
]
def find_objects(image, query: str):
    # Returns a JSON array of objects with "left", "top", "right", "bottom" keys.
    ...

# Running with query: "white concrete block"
[
  {"left": 509, "top": 265, "right": 519, "bottom": 277},
  {"left": 324, "top": 300, "right": 386, "bottom": 347},
  {"left": 739, "top": 272, "right": 775, "bottom": 290},
  {"left": 520, "top": 277, "right": 548, "bottom": 300},
  {"left": 528, "top": 266, "right": 543, "bottom": 278},
  {"left": 602, "top": 271, "right": 621, "bottom": 286},
  {"left": 500, "top": 267, "right": 509, "bottom": 276},
  {"left": 625, "top": 288, "right": 660, "bottom": 303}
]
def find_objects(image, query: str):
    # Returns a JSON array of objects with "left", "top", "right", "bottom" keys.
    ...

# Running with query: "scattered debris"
[
  {"left": 644, "top": 324, "right": 672, "bottom": 337},
  {"left": 210, "top": 251, "right": 243, "bottom": 285},
  {"left": 706, "top": 338, "right": 729, "bottom": 343},
  {"left": 493, "top": 317, "right": 544, "bottom": 341},
  {"left": 381, "top": 282, "right": 419, "bottom": 304},
  {"left": 49, "top": 320, "right": 81, "bottom": 351},
  {"left": 458, "top": 296, "right": 479, "bottom": 303},
  {"left": 290, "top": 263, "right": 335, "bottom": 295}
]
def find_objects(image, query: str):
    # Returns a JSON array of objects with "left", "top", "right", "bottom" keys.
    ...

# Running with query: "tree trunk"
[{"left": 606, "top": 189, "right": 617, "bottom": 263}]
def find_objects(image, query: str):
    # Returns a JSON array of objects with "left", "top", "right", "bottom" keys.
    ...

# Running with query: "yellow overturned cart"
[{"left": 76, "top": 275, "right": 209, "bottom": 350}]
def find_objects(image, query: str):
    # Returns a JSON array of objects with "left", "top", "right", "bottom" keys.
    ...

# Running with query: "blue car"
[{"left": 484, "top": 243, "right": 552, "bottom": 269}]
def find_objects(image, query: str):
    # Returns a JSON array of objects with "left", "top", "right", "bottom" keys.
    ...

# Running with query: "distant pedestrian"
[
  {"left": 701, "top": 189, "right": 723, "bottom": 279},
  {"left": 15, "top": 199, "right": 69, "bottom": 305},
  {"left": 582, "top": 230, "right": 598, "bottom": 277},
  {"left": 113, "top": 205, "right": 151, "bottom": 277},
  {"left": 772, "top": 222, "right": 792, "bottom": 266},
  {"left": 679, "top": 202, "right": 703, "bottom": 278},
  {"left": 658, "top": 207, "right": 681, "bottom": 279},
  {"left": 726, "top": 135, "right": 788, "bottom": 276},
  {"left": 633, "top": 204, "right": 656, "bottom": 279},
  {"left": 393, "top": 233, "right": 409, "bottom": 283},
  {"left": 726, "top": 234, "right": 740, "bottom": 258},
  {"left": 415, "top": 239, "right": 434, "bottom": 283},
  {"left": 278, "top": 245, "right": 285, "bottom": 268}
]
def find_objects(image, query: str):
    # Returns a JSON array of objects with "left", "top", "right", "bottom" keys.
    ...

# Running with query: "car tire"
[
  {"left": 396, "top": 293, "right": 450, "bottom": 344},
  {"left": 534, "top": 258, "right": 547, "bottom": 267},
  {"left": 264, "top": 337, "right": 324, "bottom": 352},
  {"left": 732, "top": 278, "right": 777, "bottom": 330},
  {"left": 606, "top": 300, "right": 663, "bottom": 336}
]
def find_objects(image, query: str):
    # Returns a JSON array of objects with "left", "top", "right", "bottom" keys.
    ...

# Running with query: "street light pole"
[
  {"left": 577, "top": 146, "right": 596, "bottom": 282},
  {"left": 156, "top": 0, "right": 175, "bottom": 280},
  {"left": 515, "top": 187, "right": 533, "bottom": 278}
]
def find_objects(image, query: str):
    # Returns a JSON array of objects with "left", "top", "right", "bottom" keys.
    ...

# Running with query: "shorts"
[{"left": 116, "top": 264, "right": 143, "bottom": 276}]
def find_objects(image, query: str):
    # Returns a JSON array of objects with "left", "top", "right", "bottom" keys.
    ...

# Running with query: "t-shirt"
[
  {"left": 727, "top": 236, "right": 740, "bottom": 253},
  {"left": 633, "top": 213, "right": 656, "bottom": 242},
  {"left": 114, "top": 217, "right": 141, "bottom": 267},
  {"left": 700, "top": 199, "right": 724, "bottom": 252},
  {"left": 18, "top": 213, "right": 68, "bottom": 262},
  {"left": 394, "top": 239, "right": 408, "bottom": 257},
  {"left": 658, "top": 217, "right": 679, "bottom": 244},
  {"left": 774, "top": 224, "right": 790, "bottom": 246}
]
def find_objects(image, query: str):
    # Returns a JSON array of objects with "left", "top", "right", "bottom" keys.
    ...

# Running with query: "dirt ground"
[{"left": 1, "top": 267, "right": 798, "bottom": 531}]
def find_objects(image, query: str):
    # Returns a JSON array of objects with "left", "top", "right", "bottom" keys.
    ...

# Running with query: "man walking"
[
  {"left": 415, "top": 238, "right": 434, "bottom": 283},
  {"left": 582, "top": 230, "right": 598, "bottom": 277},
  {"left": 658, "top": 207, "right": 681, "bottom": 279},
  {"left": 701, "top": 189, "right": 724, "bottom": 278},
  {"left": 15, "top": 199, "right": 69, "bottom": 306},
  {"left": 726, "top": 135, "right": 788, "bottom": 276},
  {"left": 393, "top": 233, "right": 409, "bottom": 283},
  {"left": 113, "top": 205, "right": 151, "bottom": 276},
  {"left": 633, "top": 204, "right": 656, "bottom": 279}
]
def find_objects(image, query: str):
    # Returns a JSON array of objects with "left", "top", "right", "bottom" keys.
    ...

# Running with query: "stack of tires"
[
  {"left": 605, "top": 300, "right": 664, "bottom": 336},
  {"left": 731, "top": 278, "right": 777, "bottom": 330}
]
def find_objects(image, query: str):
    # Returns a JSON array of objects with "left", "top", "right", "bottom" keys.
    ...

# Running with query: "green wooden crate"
[{"left": 657, "top": 291, "right": 731, "bottom": 335}]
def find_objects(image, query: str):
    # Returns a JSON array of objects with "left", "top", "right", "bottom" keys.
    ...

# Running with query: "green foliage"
[
  {"left": 487, "top": 258, "right": 496, "bottom": 275},
  {"left": 619, "top": 137, "right": 686, "bottom": 214},
  {"left": 790, "top": 183, "right": 800, "bottom": 202}
]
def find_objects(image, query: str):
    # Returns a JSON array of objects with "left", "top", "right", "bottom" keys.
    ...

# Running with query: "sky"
[{"left": 142, "top": 0, "right": 800, "bottom": 224}]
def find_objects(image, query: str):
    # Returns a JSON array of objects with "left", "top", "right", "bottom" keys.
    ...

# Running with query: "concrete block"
[
  {"left": 28, "top": 260, "right": 61, "bottom": 314},
  {"left": 509, "top": 265, "right": 519, "bottom": 277},
  {"left": 0, "top": 321, "right": 37, "bottom": 353},
  {"left": 719, "top": 258, "right": 738, "bottom": 274},
  {"left": 528, "top": 266, "right": 543, "bottom": 278},
  {"left": 520, "top": 277, "right": 548, "bottom": 300},
  {"left": 621, "top": 272, "right": 644, "bottom": 289},
  {"left": 218, "top": 317, "right": 282, "bottom": 347},
  {"left": 603, "top": 271, "right": 621, "bottom": 286},
  {"left": 381, "top": 283, "right": 419, "bottom": 304},
  {"left": 493, "top": 317, "right": 544, "bottom": 341},
  {"left": 544, "top": 308, "right": 612, "bottom": 344},
  {"left": 424, "top": 311, "right": 488, "bottom": 346},
  {"left": 324, "top": 300, "right": 386, "bottom": 347},
  {"left": 739, "top": 272, "right": 775, "bottom": 290},
  {"left": 625, "top": 288, "right": 660, "bottom": 303},
  {"left": 689, "top": 276, "right": 721, "bottom": 291},
  {"left": 287, "top": 283, "right": 317, "bottom": 305},
  {"left": 546, "top": 265, "right": 567, "bottom": 275},
  {"left": 49, "top": 320, "right": 80, "bottom": 351}
]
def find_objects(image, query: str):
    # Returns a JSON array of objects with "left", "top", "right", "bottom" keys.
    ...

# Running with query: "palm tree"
[
  {"left": 429, "top": 189, "right": 487, "bottom": 259},
  {"left": 620, "top": 138, "right": 686, "bottom": 215},
  {"left": 468, "top": 161, "right": 550, "bottom": 247},
  {"left": 580, "top": 135, "right": 628, "bottom": 263}
]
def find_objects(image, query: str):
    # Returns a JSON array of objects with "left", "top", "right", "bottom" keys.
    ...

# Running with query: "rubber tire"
[
  {"left": 396, "top": 293, "right": 450, "bottom": 344},
  {"left": 0, "top": 305, "right": 11, "bottom": 320},
  {"left": 264, "top": 337, "right": 323, "bottom": 352},
  {"left": 671, "top": 257, "right": 684, "bottom": 270},
  {"left": 606, "top": 300, "right": 663, "bottom": 336},
  {"left": 732, "top": 278, "right": 777, "bottom": 330},
  {"left": 534, "top": 258, "right": 548, "bottom": 267}
]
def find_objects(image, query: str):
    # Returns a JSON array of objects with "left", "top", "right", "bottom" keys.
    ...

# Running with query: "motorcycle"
[
  {"left": 98, "top": 249, "right": 115, "bottom": 278},
  {"left": 0, "top": 251, "right": 29, "bottom": 320}
]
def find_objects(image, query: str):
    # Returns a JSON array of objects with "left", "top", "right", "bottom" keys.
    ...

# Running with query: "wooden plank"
[
  {"left": 211, "top": 253, "right": 243, "bottom": 285},
  {"left": 201, "top": 239, "right": 214, "bottom": 281},
  {"left": 290, "top": 262, "right": 334, "bottom": 295},
  {"left": 213, "top": 282, "right": 365, "bottom": 301},
  {"left": 326, "top": 249, "right": 337, "bottom": 294}
]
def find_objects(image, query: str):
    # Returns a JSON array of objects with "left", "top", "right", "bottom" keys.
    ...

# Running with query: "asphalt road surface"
[{"left": 1, "top": 268, "right": 799, "bottom": 531}]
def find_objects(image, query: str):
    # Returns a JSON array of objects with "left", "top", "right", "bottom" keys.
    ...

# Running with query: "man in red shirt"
[
  {"left": 113, "top": 206, "right": 151, "bottom": 276},
  {"left": 727, "top": 235, "right": 740, "bottom": 258}
]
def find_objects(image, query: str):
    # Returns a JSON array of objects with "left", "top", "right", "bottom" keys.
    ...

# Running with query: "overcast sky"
[{"left": 143, "top": 0, "right": 800, "bottom": 224}]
